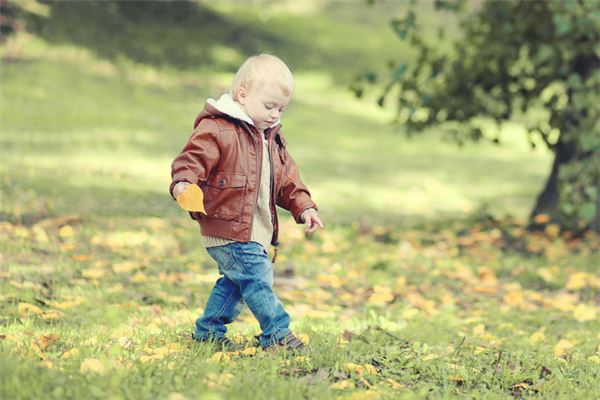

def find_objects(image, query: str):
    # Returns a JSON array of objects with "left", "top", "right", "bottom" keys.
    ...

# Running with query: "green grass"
[{"left": 2, "top": 2, "right": 600, "bottom": 399}]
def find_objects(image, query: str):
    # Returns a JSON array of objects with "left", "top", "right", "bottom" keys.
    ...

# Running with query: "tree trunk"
[
  {"left": 529, "top": 139, "right": 600, "bottom": 234},
  {"left": 529, "top": 140, "right": 577, "bottom": 227},
  {"left": 592, "top": 175, "right": 600, "bottom": 233}
]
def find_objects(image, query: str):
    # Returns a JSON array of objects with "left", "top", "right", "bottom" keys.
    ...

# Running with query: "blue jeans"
[{"left": 194, "top": 241, "right": 291, "bottom": 348}]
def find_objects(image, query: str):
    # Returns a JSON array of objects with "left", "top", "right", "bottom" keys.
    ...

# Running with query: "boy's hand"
[
  {"left": 173, "top": 182, "right": 191, "bottom": 198},
  {"left": 302, "top": 209, "right": 324, "bottom": 235}
]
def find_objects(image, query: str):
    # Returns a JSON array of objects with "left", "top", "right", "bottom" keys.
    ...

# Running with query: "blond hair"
[{"left": 230, "top": 54, "right": 294, "bottom": 100}]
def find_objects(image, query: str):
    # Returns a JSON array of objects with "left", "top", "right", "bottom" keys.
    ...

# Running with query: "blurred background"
[{"left": 2, "top": 0, "right": 564, "bottom": 229}]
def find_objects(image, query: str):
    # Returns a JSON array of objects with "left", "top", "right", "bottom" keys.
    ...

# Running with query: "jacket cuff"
[
  {"left": 169, "top": 175, "right": 196, "bottom": 200},
  {"left": 294, "top": 203, "right": 318, "bottom": 224},
  {"left": 299, "top": 208, "right": 317, "bottom": 223}
]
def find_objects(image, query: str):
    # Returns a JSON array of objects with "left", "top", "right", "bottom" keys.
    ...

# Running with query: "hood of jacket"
[{"left": 193, "top": 93, "right": 281, "bottom": 131}]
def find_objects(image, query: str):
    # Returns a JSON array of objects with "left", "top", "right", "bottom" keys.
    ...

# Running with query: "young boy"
[{"left": 169, "top": 54, "right": 324, "bottom": 352}]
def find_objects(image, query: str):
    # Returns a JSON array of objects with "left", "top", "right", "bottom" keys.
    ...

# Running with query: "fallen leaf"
[
  {"left": 82, "top": 268, "right": 106, "bottom": 279},
  {"left": 18, "top": 302, "right": 44, "bottom": 316},
  {"left": 330, "top": 379, "right": 353, "bottom": 390},
  {"left": 386, "top": 378, "right": 406, "bottom": 389},
  {"left": 80, "top": 358, "right": 105, "bottom": 374},
  {"left": 62, "top": 348, "right": 80, "bottom": 359},
  {"left": 573, "top": 304, "right": 597, "bottom": 322},
  {"left": 59, "top": 225, "right": 75, "bottom": 238},
  {"left": 530, "top": 330, "right": 545, "bottom": 345},
  {"left": 554, "top": 339, "right": 574, "bottom": 357}
]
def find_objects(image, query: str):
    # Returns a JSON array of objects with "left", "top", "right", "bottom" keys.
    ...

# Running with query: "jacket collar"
[{"left": 195, "top": 93, "right": 281, "bottom": 133}]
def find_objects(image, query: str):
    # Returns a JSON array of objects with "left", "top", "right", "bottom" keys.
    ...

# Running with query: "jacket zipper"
[
  {"left": 268, "top": 135, "right": 279, "bottom": 247},
  {"left": 241, "top": 122, "right": 261, "bottom": 244}
]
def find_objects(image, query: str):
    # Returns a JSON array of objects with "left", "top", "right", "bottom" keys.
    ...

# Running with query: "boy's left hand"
[{"left": 302, "top": 209, "right": 324, "bottom": 235}]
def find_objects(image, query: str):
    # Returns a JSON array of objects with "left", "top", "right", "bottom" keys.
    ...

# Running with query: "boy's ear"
[{"left": 236, "top": 87, "right": 247, "bottom": 104}]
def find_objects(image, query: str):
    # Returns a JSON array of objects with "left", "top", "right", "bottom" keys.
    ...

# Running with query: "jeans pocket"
[
  {"left": 239, "top": 243, "right": 268, "bottom": 264},
  {"left": 207, "top": 245, "right": 240, "bottom": 273}
]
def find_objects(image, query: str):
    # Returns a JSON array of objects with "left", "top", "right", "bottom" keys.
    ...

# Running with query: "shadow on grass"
[
  {"left": 22, "top": 1, "right": 305, "bottom": 71},
  {"left": 24, "top": 1, "right": 277, "bottom": 69}
]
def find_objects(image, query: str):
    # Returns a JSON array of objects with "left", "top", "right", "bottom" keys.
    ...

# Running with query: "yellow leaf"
[
  {"left": 473, "top": 324, "right": 486, "bottom": 336},
  {"left": 140, "top": 355, "right": 162, "bottom": 363},
  {"left": 537, "top": 267, "right": 558, "bottom": 284},
  {"left": 62, "top": 348, "right": 80, "bottom": 359},
  {"left": 240, "top": 347, "right": 257, "bottom": 356},
  {"left": 80, "top": 358, "right": 105, "bottom": 374},
  {"left": 544, "top": 224, "right": 561, "bottom": 237},
  {"left": 588, "top": 355, "right": 600, "bottom": 364},
  {"left": 130, "top": 272, "right": 148, "bottom": 283},
  {"left": 474, "top": 346, "right": 486, "bottom": 355},
  {"left": 60, "top": 242, "right": 75, "bottom": 252},
  {"left": 296, "top": 332, "right": 310, "bottom": 345},
  {"left": 402, "top": 308, "right": 419, "bottom": 319},
  {"left": 530, "top": 330, "right": 545, "bottom": 345},
  {"left": 394, "top": 276, "right": 407, "bottom": 291},
  {"left": 176, "top": 184, "right": 206, "bottom": 213},
  {"left": 554, "top": 339, "right": 575, "bottom": 357},
  {"left": 32, "top": 225, "right": 49, "bottom": 243},
  {"left": 345, "top": 362, "right": 365, "bottom": 375},
  {"left": 209, "top": 351, "right": 230, "bottom": 363},
  {"left": 48, "top": 297, "right": 84, "bottom": 310},
  {"left": 368, "top": 285, "right": 395, "bottom": 304},
  {"left": 503, "top": 290, "right": 525, "bottom": 307},
  {"left": 565, "top": 272, "right": 588, "bottom": 290},
  {"left": 112, "top": 261, "right": 138, "bottom": 273},
  {"left": 42, "top": 311, "right": 62, "bottom": 320},
  {"left": 386, "top": 378, "right": 406, "bottom": 389},
  {"left": 448, "top": 374, "right": 465, "bottom": 382},
  {"left": 59, "top": 225, "right": 75, "bottom": 238},
  {"left": 549, "top": 293, "right": 578, "bottom": 311},
  {"left": 18, "top": 302, "right": 43, "bottom": 316},
  {"left": 363, "top": 363, "right": 378, "bottom": 375},
  {"left": 81, "top": 268, "right": 105, "bottom": 279},
  {"left": 573, "top": 304, "right": 597, "bottom": 322},
  {"left": 330, "top": 380, "right": 353, "bottom": 390}
]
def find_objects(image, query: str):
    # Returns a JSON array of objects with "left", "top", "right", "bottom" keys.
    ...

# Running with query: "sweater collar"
[{"left": 206, "top": 93, "right": 281, "bottom": 130}]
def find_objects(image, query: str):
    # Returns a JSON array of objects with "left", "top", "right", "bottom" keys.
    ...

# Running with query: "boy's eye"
[{"left": 264, "top": 104, "right": 274, "bottom": 110}]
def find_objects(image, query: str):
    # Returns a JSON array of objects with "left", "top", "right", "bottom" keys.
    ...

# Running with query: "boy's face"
[{"left": 237, "top": 84, "right": 291, "bottom": 130}]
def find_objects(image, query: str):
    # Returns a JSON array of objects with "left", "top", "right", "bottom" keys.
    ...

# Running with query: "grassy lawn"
[{"left": 2, "top": 2, "right": 600, "bottom": 399}]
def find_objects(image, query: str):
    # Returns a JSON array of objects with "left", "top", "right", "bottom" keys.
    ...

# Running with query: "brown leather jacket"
[{"left": 169, "top": 101, "right": 317, "bottom": 246}]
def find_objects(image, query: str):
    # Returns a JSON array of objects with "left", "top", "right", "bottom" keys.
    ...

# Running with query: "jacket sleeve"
[
  {"left": 276, "top": 146, "right": 318, "bottom": 223},
  {"left": 169, "top": 119, "right": 220, "bottom": 200}
]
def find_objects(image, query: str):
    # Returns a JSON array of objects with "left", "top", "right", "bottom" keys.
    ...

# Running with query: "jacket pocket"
[{"left": 203, "top": 172, "right": 247, "bottom": 221}]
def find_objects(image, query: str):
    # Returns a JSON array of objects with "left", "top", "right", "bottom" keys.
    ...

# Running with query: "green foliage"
[{"left": 357, "top": 0, "right": 600, "bottom": 232}]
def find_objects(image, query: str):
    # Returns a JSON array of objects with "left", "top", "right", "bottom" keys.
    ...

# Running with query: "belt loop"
[{"left": 271, "top": 247, "right": 278, "bottom": 264}]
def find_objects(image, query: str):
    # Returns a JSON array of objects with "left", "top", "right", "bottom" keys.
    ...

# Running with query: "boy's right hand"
[{"left": 173, "top": 182, "right": 191, "bottom": 198}]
